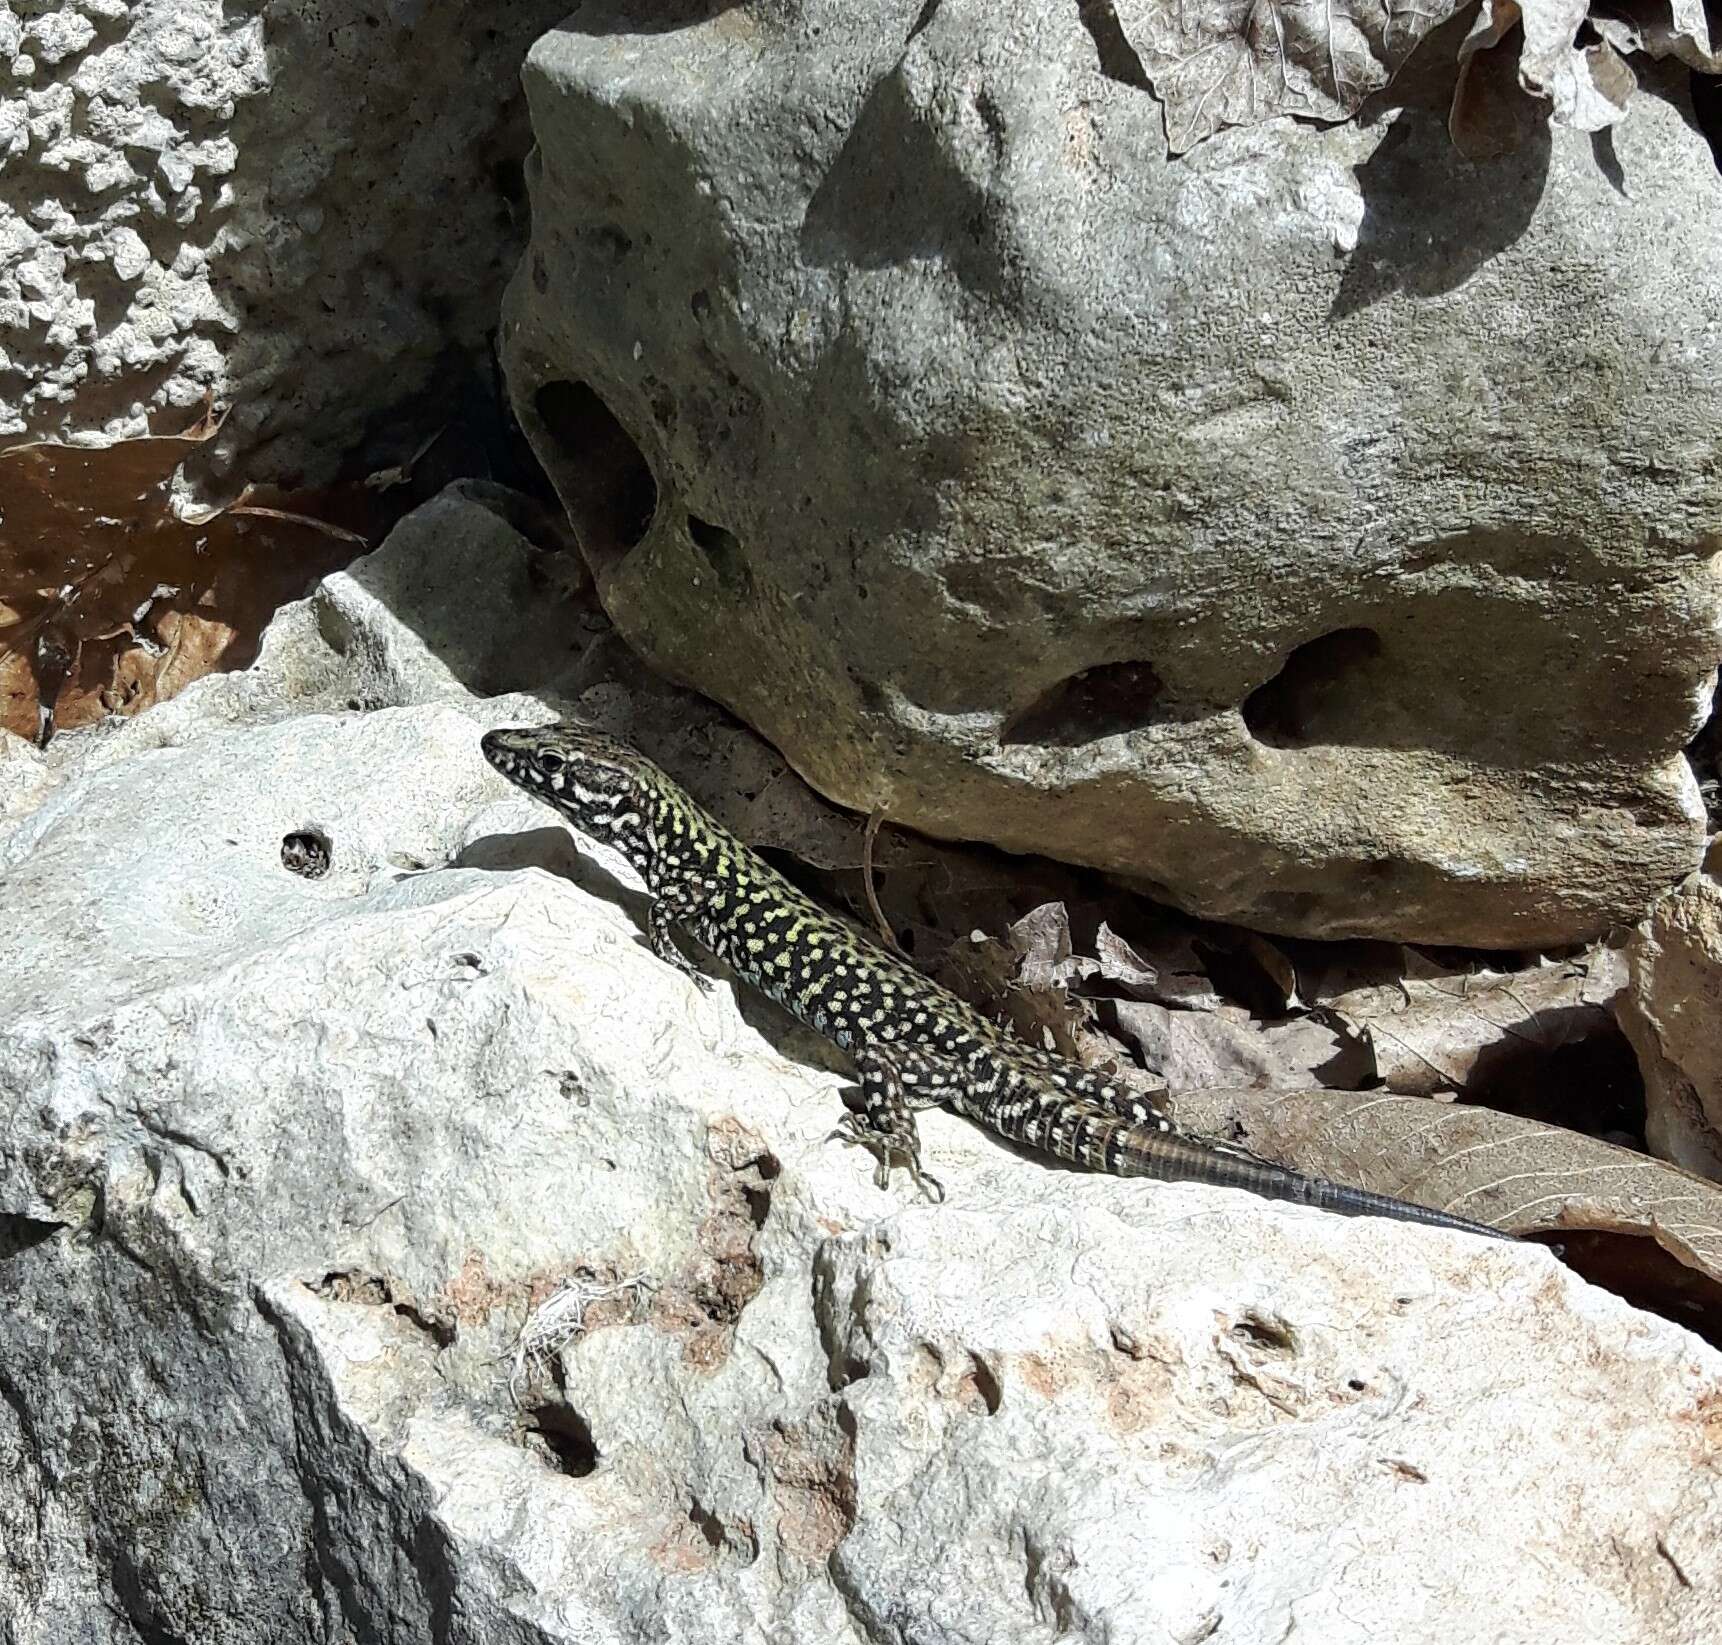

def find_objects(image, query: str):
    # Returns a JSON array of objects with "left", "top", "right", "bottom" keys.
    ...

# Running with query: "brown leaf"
[
  {"left": 1516, "top": 0, "right": 1638, "bottom": 128},
  {"left": 98, "top": 608, "right": 240, "bottom": 721},
  {"left": 1008, "top": 902, "right": 1099, "bottom": 994},
  {"left": 1450, "top": 2, "right": 1547, "bottom": 157},
  {"left": 1172, "top": 1085, "right": 1722, "bottom": 1328},
  {"left": 1320, "top": 951, "right": 1622, "bottom": 1098},
  {"left": 1454, "top": 0, "right": 1647, "bottom": 152},
  {"left": 1094, "top": 920, "right": 1224, "bottom": 1012},
  {"left": 1110, "top": 999, "right": 1365, "bottom": 1090},
  {"left": 1592, "top": 0, "right": 1722, "bottom": 71},
  {"left": 1116, "top": 0, "right": 1466, "bottom": 154}
]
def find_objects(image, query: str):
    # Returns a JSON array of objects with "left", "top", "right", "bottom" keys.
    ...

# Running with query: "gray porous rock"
[
  {"left": 502, "top": 0, "right": 1722, "bottom": 946},
  {"left": 0, "top": 0, "right": 569, "bottom": 481},
  {"left": 1, "top": 488, "right": 1719, "bottom": 1644}
]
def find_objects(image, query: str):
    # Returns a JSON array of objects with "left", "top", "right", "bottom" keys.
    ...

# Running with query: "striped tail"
[
  {"left": 971, "top": 1080, "right": 1511, "bottom": 1240},
  {"left": 1110, "top": 1124, "right": 1512, "bottom": 1240}
]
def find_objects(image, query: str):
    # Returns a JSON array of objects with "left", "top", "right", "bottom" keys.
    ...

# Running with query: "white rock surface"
[
  {"left": 0, "top": 0, "right": 568, "bottom": 480},
  {"left": 2, "top": 488, "right": 1719, "bottom": 1643}
]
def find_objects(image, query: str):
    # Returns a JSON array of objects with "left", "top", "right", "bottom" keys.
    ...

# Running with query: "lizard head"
[{"left": 481, "top": 722, "right": 661, "bottom": 858}]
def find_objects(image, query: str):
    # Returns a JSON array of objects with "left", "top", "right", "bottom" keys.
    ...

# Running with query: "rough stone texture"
[
  {"left": 1621, "top": 842, "right": 1722, "bottom": 1182},
  {"left": 501, "top": 0, "right": 1722, "bottom": 948},
  {"left": 3, "top": 487, "right": 1721, "bottom": 1643},
  {"left": 0, "top": 0, "right": 569, "bottom": 482}
]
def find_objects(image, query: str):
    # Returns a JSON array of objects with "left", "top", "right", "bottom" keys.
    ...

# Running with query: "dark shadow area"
[
  {"left": 799, "top": 64, "right": 1010, "bottom": 297},
  {"left": 1331, "top": 112, "right": 1552, "bottom": 319},
  {"left": 1548, "top": 1228, "right": 1722, "bottom": 1351},
  {"left": 1000, "top": 660, "right": 1167, "bottom": 748},
  {"left": 1590, "top": 127, "right": 1628, "bottom": 197},
  {"left": 205, "top": 2, "right": 576, "bottom": 488},
  {"left": 1685, "top": 668, "right": 1722, "bottom": 830},
  {"left": 522, "top": 1398, "right": 601, "bottom": 1476},
  {"left": 0, "top": 1213, "right": 63, "bottom": 1262},
  {"left": 1332, "top": 11, "right": 1551, "bottom": 320},
  {"left": 1690, "top": 69, "right": 1722, "bottom": 170},
  {"left": 533, "top": 382, "right": 660, "bottom": 578},
  {"left": 552, "top": 0, "right": 746, "bottom": 36},
  {"left": 1075, "top": 0, "right": 1153, "bottom": 92},
  {"left": 1241, "top": 628, "right": 1383, "bottom": 750}
]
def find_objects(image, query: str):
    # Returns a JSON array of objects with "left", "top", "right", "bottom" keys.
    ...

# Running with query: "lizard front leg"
[
  {"left": 834, "top": 1042, "right": 959, "bottom": 1202},
  {"left": 646, "top": 877, "right": 717, "bottom": 994}
]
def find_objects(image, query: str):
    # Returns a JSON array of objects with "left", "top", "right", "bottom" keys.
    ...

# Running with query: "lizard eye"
[{"left": 538, "top": 752, "right": 565, "bottom": 775}]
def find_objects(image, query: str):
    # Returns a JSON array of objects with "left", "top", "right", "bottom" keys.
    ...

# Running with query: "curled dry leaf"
[
  {"left": 1319, "top": 950, "right": 1624, "bottom": 1098},
  {"left": 1094, "top": 921, "right": 1224, "bottom": 1012},
  {"left": 1458, "top": 0, "right": 1635, "bottom": 142},
  {"left": 1591, "top": 0, "right": 1722, "bottom": 70},
  {"left": 1172, "top": 1084, "right": 1722, "bottom": 1331},
  {"left": 1452, "top": 0, "right": 1722, "bottom": 156},
  {"left": 1114, "top": 0, "right": 1467, "bottom": 153},
  {"left": 1106, "top": 0, "right": 1720, "bottom": 156}
]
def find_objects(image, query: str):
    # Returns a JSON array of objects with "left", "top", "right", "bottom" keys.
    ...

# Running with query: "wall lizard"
[{"left": 482, "top": 722, "right": 1509, "bottom": 1239}]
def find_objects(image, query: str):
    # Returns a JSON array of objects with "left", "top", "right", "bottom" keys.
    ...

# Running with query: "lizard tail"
[{"left": 1110, "top": 1124, "right": 1511, "bottom": 1240}]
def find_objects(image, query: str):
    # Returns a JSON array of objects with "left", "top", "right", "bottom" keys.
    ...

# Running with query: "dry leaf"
[
  {"left": 1451, "top": 0, "right": 1691, "bottom": 153},
  {"left": 1450, "top": 0, "right": 1548, "bottom": 156},
  {"left": 1592, "top": 0, "right": 1722, "bottom": 70},
  {"left": 1094, "top": 921, "right": 1224, "bottom": 1012},
  {"left": 1116, "top": 0, "right": 1465, "bottom": 153},
  {"left": 1110, "top": 1000, "right": 1366, "bottom": 1090},
  {"left": 1320, "top": 951, "right": 1622, "bottom": 1097},
  {"left": 1172, "top": 1085, "right": 1722, "bottom": 1330},
  {"left": 1009, "top": 902, "right": 1100, "bottom": 994},
  {"left": 1514, "top": 0, "right": 1637, "bottom": 129}
]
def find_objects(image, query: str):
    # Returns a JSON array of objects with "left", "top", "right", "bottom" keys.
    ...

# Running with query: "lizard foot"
[{"left": 830, "top": 1113, "right": 944, "bottom": 1204}]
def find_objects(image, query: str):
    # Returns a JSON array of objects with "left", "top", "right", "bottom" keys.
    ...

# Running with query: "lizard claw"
[{"left": 831, "top": 1112, "right": 943, "bottom": 1202}]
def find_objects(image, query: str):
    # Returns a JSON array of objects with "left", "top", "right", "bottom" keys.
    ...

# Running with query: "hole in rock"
[
  {"left": 1000, "top": 660, "right": 1166, "bottom": 747},
  {"left": 1230, "top": 1312, "right": 1297, "bottom": 1354},
  {"left": 281, "top": 828, "right": 332, "bottom": 879},
  {"left": 524, "top": 1400, "right": 600, "bottom": 1477},
  {"left": 533, "top": 380, "right": 659, "bottom": 574},
  {"left": 963, "top": 1354, "right": 1003, "bottom": 1416},
  {"left": 686, "top": 513, "right": 751, "bottom": 595},
  {"left": 1241, "top": 627, "right": 1383, "bottom": 749}
]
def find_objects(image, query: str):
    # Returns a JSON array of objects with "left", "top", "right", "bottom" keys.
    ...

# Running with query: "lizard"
[{"left": 481, "top": 721, "right": 1510, "bottom": 1240}]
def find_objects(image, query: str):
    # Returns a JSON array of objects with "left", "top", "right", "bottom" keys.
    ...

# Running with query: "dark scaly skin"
[{"left": 481, "top": 723, "right": 1511, "bottom": 1240}]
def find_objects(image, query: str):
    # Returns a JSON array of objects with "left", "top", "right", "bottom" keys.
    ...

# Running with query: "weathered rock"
[
  {"left": 502, "top": 0, "right": 1721, "bottom": 946},
  {"left": 2, "top": 489, "right": 1720, "bottom": 1643},
  {"left": 0, "top": 0, "right": 568, "bottom": 481},
  {"left": 1620, "top": 842, "right": 1722, "bottom": 1181}
]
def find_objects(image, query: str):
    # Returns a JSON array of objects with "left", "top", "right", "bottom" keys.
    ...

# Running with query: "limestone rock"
[
  {"left": 1621, "top": 843, "right": 1722, "bottom": 1180},
  {"left": 502, "top": 0, "right": 1720, "bottom": 946},
  {"left": 1, "top": 489, "right": 1719, "bottom": 1642}
]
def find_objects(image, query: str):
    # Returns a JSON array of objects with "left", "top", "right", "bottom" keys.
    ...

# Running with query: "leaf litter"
[{"left": 1094, "top": 0, "right": 1722, "bottom": 156}]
